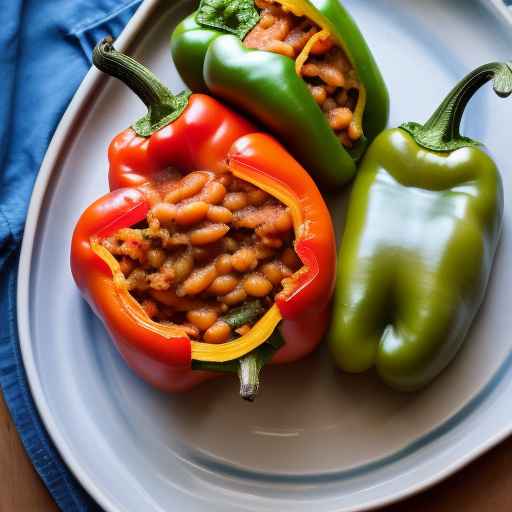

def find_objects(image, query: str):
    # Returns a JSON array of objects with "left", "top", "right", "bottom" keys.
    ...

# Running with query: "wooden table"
[{"left": 2, "top": 390, "right": 512, "bottom": 512}]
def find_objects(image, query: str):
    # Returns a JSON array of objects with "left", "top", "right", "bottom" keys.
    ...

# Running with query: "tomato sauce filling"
[
  {"left": 244, "top": 0, "right": 362, "bottom": 147},
  {"left": 100, "top": 169, "right": 301, "bottom": 344}
]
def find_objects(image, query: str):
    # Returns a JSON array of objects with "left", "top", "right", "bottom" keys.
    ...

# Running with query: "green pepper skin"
[
  {"left": 170, "top": 0, "right": 389, "bottom": 187},
  {"left": 171, "top": 15, "right": 218, "bottom": 92},
  {"left": 204, "top": 35, "right": 356, "bottom": 186},
  {"left": 328, "top": 128, "right": 503, "bottom": 391}
]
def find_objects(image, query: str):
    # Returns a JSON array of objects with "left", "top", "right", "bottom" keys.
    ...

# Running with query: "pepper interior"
[
  {"left": 244, "top": 0, "right": 363, "bottom": 148},
  {"left": 98, "top": 169, "right": 301, "bottom": 347}
]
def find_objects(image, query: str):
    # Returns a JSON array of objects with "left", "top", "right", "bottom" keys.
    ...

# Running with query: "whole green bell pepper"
[
  {"left": 171, "top": 0, "right": 389, "bottom": 187},
  {"left": 328, "top": 62, "right": 512, "bottom": 391}
]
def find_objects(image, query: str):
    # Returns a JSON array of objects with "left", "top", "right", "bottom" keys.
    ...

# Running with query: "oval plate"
[{"left": 18, "top": 0, "right": 512, "bottom": 510}]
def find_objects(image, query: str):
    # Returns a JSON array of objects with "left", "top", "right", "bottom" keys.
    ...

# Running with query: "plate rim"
[{"left": 16, "top": 1, "right": 512, "bottom": 511}]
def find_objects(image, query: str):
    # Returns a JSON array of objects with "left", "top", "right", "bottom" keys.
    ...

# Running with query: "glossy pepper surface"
[
  {"left": 71, "top": 38, "right": 336, "bottom": 399},
  {"left": 328, "top": 62, "right": 512, "bottom": 391},
  {"left": 171, "top": 0, "right": 389, "bottom": 187}
]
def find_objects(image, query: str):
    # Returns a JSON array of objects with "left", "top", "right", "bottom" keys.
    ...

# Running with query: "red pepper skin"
[
  {"left": 108, "top": 94, "right": 255, "bottom": 190},
  {"left": 71, "top": 93, "right": 335, "bottom": 392}
]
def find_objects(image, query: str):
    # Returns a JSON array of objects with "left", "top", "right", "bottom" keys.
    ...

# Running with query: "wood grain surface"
[{"left": 1, "top": 389, "right": 512, "bottom": 512}]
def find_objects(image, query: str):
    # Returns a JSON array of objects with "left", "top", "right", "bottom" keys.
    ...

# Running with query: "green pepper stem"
[
  {"left": 238, "top": 353, "right": 261, "bottom": 401},
  {"left": 400, "top": 62, "right": 512, "bottom": 152},
  {"left": 192, "top": 329, "right": 285, "bottom": 401},
  {"left": 93, "top": 37, "right": 191, "bottom": 137}
]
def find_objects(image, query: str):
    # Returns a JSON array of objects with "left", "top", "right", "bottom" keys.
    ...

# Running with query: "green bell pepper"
[
  {"left": 328, "top": 62, "right": 512, "bottom": 391},
  {"left": 171, "top": 0, "right": 389, "bottom": 187}
]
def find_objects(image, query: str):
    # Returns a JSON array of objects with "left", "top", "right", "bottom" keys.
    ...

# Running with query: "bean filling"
[
  {"left": 100, "top": 170, "right": 301, "bottom": 344},
  {"left": 244, "top": 0, "right": 362, "bottom": 147}
]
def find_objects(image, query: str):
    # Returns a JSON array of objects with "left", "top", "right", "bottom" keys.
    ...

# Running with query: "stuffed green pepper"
[{"left": 171, "top": 0, "right": 389, "bottom": 187}]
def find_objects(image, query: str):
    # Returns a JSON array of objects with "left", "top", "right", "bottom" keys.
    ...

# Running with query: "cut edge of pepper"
[
  {"left": 90, "top": 218, "right": 284, "bottom": 363},
  {"left": 228, "top": 156, "right": 314, "bottom": 314}
]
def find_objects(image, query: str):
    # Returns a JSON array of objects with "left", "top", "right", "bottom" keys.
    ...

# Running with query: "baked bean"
[
  {"left": 149, "top": 289, "right": 206, "bottom": 311},
  {"left": 232, "top": 247, "right": 257, "bottom": 272},
  {"left": 308, "top": 84, "right": 327, "bottom": 105},
  {"left": 151, "top": 202, "right": 177, "bottom": 226},
  {"left": 201, "top": 180, "right": 226, "bottom": 204},
  {"left": 208, "top": 274, "right": 239, "bottom": 295},
  {"left": 166, "top": 233, "right": 189, "bottom": 246},
  {"left": 215, "top": 254, "right": 233, "bottom": 274},
  {"left": 163, "top": 187, "right": 182, "bottom": 204},
  {"left": 207, "top": 205, "right": 233, "bottom": 223},
  {"left": 260, "top": 236, "right": 283, "bottom": 248},
  {"left": 187, "top": 308, "right": 218, "bottom": 331},
  {"left": 322, "top": 98, "right": 337, "bottom": 112},
  {"left": 223, "top": 192, "right": 249, "bottom": 211},
  {"left": 189, "top": 223, "right": 230, "bottom": 245},
  {"left": 319, "top": 66, "right": 345, "bottom": 87},
  {"left": 119, "top": 257, "right": 135, "bottom": 276},
  {"left": 173, "top": 251, "right": 194, "bottom": 282},
  {"left": 244, "top": 273, "right": 273, "bottom": 297},
  {"left": 327, "top": 107, "right": 353, "bottom": 130},
  {"left": 281, "top": 248, "right": 301, "bottom": 270},
  {"left": 217, "top": 173, "right": 232, "bottom": 188},
  {"left": 175, "top": 201, "right": 209, "bottom": 225},
  {"left": 260, "top": 13, "right": 275, "bottom": 29},
  {"left": 267, "top": 40, "right": 295, "bottom": 58},
  {"left": 203, "top": 320, "right": 231, "bottom": 344},
  {"left": 180, "top": 172, "right": 209, "bottom": 199},
  {"left": 301, "top": 63, "right": 320, "bottom": 77},
  {"left": 261, "top": 261, "right": 289, "bottom": 285},
  {"left": 178, "top": 264, "right": 217, "bottom": 296},
  {"left": 253, "top": 244, "right": 276, "bottom": 260},
  {"left": 221, "top": 286, "right": 247, "bottom": 305},
  {"left": 310, "top": 36, "right": 335, "bottom": 55},
  {"left": 146, "top": 248, "right": 166, "bottom": 269},
  {"left": 348, "top": 121, "right": 363, "bottom": 141},
  {"left": 274, "top": 209, "right": 293, "bottom": 232},
  {"left": 247, "top": 189, "right": 269, "bottom": 206}
]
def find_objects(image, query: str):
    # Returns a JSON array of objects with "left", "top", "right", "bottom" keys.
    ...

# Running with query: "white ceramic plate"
[{"left": 18, "top": 1, "right": 512, "bottom": 510}]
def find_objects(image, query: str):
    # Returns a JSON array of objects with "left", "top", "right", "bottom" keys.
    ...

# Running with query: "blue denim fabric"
[{"left": 0, "top": 1, "right": 141, "bottom": 510}]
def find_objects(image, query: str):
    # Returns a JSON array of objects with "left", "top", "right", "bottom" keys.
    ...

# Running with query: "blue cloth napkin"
[{"left": 0, "top": 1, "right": 141, "bottom": 510}]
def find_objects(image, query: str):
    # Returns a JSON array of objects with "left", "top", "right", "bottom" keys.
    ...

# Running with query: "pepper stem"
[
  {"left": 191, "top": 329, "right": 285, "bottom": 401},
  {"left": 93, "top": 37, "right": 191, "bottom": 137},
  {"left": 400, "top": 62, "right": 512, "bottom": 152},
  {"left": 238, "top": 353, "right": 261, "bottom": 401}
]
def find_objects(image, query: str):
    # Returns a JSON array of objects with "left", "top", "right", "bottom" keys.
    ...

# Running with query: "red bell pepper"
[{"left": 71, "top": 38, "right": 335, "bottom": 399}]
